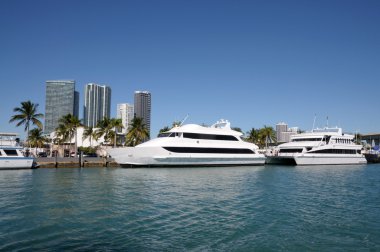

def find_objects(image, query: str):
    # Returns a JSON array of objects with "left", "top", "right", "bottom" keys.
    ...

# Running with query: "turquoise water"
[{"left": 0, "top": 165, "right": 379, "bottom": 251}]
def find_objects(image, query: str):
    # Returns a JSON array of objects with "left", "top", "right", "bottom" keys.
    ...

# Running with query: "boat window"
[
  {"left": 279, "top": 148, "right": 303, "bottom": 153},
  {"left": 173, "top": 132, "right": 181, "bottom": 137},
  {"left": 292, "top": 138, "right": 322, "bottom": 142},
  {"left": 183, "top": 133, "right": 238, "bottom": 141},
  {"left": 4, "top": 149, "right": 18, "bottom": 156},
  {"left": 158, "top": 133, "right": 171, "bottom": 138},
  {"left": 308, "top": 149, "right": 358, "bottom": 154},
  {"left": 163, "top": 147, "right": 254, "bottom": 154},
  {"left": 325, "top": 136, "right": 331, "bottom": 144}
]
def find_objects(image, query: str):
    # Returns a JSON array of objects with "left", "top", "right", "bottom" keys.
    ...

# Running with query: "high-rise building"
[
  {"left": 276, "top": 122, "right": 299, "bottom": 143},
  {"left": 134, "top": 91, "right": 151, "bottom": 137},
  {"left": 84, "top": 83, "right": 111, "bottom": 128},
  {"left": 276, "top": 122, "right": 288, "bottom": 143},
  {"left": 45, "top": 80, "right": 79, "bottom": 134},
  {"left": 117, "top": 103, "right": 134, "bottom": 134}
]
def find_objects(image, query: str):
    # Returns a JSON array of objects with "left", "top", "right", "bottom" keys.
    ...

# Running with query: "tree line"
[{"left": 9, "top": 100, "right": 150, "bottom": 155}]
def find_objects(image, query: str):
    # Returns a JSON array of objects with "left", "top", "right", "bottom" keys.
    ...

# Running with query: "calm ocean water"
[{"left": 0, "top": 164, "right": 379, "bottom": 251}]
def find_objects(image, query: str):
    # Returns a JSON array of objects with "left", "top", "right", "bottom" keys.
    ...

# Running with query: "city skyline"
[{"left": 1, "top": 1, "right": 379, "bottom": 139}]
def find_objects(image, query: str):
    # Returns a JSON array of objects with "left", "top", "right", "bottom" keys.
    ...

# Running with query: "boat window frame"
[
  {"left": 158, "top": 132, "right": 182, "bottom": 138},
  {"left": 183, "top": 133, "right": 239, "bottom": 141},
  {"left": 279, "top": 148, "right": 304, "bottom": 153},
  {"left": 291, "top": 138, "right": 322, "bottom": 142},
  {"left": 308, "top": 149, "right": 358, "bottom": 154},
  {"left": 3, "top": 149, "right": 18, "bottom": 156},
  {"left": 163, "top": 147, "right": 254, "bottom": 154}
]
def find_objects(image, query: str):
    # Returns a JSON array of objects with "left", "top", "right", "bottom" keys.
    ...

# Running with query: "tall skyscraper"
[
  {"left": 276, "top": 122, "right": 288, "bottom": 143},
  {"left": 45, "top": 80, "right": 79, "bottom": 134},
  {"left": 84, "top": 83, "right": 111, "bottom": 128},
  {"left": 117, "top": 103, "right": 134, "bottom": 134},
  {"left": 134, "top": 91, "right": 151, "bottom": 137}
]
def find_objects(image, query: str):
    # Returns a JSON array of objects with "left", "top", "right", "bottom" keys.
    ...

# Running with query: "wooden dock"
[{"left": 36, "top": 157, "right": 120, "bottom": 168}]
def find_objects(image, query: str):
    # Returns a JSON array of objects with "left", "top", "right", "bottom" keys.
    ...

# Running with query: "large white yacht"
[
  {"left": 267, "top": 127, "right": 367, "bottom": 165},
  {"left": 0, "top": 133, "right": 36, "bottom": 169},
  {"left": 108, "top": 119, "right": 266, "bottom": 167}
]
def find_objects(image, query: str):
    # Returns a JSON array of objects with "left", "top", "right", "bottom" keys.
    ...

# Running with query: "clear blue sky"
[{"left": 1, "top": 0, "right": 379, "bottom": 139}]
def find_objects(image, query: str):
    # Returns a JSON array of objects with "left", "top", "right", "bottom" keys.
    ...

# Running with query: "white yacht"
[
  {"left": 267, "top": 127, "right": 367, "bottom": 165},
  {"left": 108, "top": 119, "right": 266, "bottom": 167},
  {"left": 0, "top": 133, "right": 36, "bottom": 169}
]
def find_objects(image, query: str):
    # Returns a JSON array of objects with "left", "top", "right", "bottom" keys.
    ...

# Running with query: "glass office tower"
[
  {"left": 134, "top": 91, "right": 151, "bottom": 138},
  {"left": 84, "top": 83, "right": 111, "bottom": 128},
  {"left": 45, "top": 80, "right": 79, "bottom": 134}
]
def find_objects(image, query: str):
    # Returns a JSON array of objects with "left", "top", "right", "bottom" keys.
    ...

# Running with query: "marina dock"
[{"left": 36, "top": 157, "right": 120, "bottom": 168}]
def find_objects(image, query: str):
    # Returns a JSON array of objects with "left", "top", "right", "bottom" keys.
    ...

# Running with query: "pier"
[{"left": 36, "top": 157, "right": 120, "bottom": 168}]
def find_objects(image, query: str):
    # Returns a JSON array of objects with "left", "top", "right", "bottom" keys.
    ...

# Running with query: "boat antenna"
[
  {"left": 179, "top": 114, "right": 189, "bottom": 126},
  {"left": 312, "top": 114, "right": 317, "bottom": 130},
  {"left": 326, "top": 116, "right": 329, "bottom": 128}
]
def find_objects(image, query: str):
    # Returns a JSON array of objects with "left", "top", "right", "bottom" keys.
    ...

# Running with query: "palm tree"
[
  {"left": 28, "top": 128, "right": 47, "bottom": 148},
  {"left": 110, "top": 118, "right": 124, "bottom": 147},
  {"left": 83, "top": 126, "right": 97, "bottom": 147},
  {"left": 55, "top": 122, "right": 68, "bottom": 147},
  {"left": 258, "top": 126, "right": 276, "bottom": 149},
  {"left": 125, "top": 117, "right": 149, "bottom": 146},
  {"left": 9, "top": 100, "right": 44, "bottom": 146},
  {"left": 232, "top": 127, "right": 243, "bottom": 133},
  {"left": 158, "top": 120, "right": 186, "bottom": 137},
  {"left": 172, "top": 121, "right": 181, "bottom": 127},
  {"left": 158, "top": 126, "right": 171, "bottom": 136},
  {"left": 95, "top": 117, "right": 114, "bottom": 145},
  {"left": 57, "top": 114, "right": 82, "bottom": 157},
  {"left": 246, "top": 128, "right": 260, "bottom": 144}
]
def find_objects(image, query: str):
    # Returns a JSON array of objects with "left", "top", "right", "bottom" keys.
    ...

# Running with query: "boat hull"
[
  {"left": 267, "top": 154, "right": 367, "bottom": 166},
  {"left": 364, "top": 153, "right": 380, "bottom": 163},
  {"left": 0, "top": 157, "right": 35, "bottom": 169},
  {"left": 108, "top": 147, "right": 266, "bottom": 167}
]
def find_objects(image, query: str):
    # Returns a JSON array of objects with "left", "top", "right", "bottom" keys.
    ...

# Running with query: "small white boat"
[
  {"left": 0, "top": 133, "right": 36, "bottom": 169},
  {"left": 108, "top": 119, "right": 266, "bottom": 167},
  {"left": 267, "top": 127, "right": 367, "bottom": 165}
]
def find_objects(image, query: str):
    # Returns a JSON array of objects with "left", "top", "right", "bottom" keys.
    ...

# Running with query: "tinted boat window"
[
  {"left": 183, "top": 133, "right": 238, "bottom": 141},
  {"left": 163, "top": 147, "right": 253, "bottom": 154},
  {"left": 4, "top": 149, "right": 18, "bottom": 156},
  {"left": 158, "top": 132, "right": 180, "bottom": 138},
  {"left": 292, "top": 138, "right": 322, "bottom": 142},
  {"left": 308, "top": 149, "right": 357, "bottom": 154},
  {"left": 279, "top": 149, "right": 303, "bottom": 153}
]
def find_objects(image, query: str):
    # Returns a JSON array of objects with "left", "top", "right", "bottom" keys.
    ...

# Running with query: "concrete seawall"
[{"left": 36, "top": 157, "right": 120, "bottom": 168}]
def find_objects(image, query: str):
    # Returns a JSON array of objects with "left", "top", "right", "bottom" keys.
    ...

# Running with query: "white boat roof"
[
  {"left": 311, "top": 127, "right": 342, "bottom": 134},
  {"left": 168, "top": 119, "right": 243, "bottom": 137},
  {"left": 291, "top": 127, "right": 354, "bottom": 140}
]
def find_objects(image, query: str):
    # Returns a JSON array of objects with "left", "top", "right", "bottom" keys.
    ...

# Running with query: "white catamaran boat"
[
  {"left": 108, "top": 119, "right": 266, "bottom": 167},
  {"left": 267, "top": 127, "right": 367, "bottom": 165},
  {"left": 0, "top": 133, "right": 36, "bottom": 169}
]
